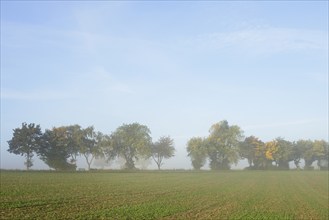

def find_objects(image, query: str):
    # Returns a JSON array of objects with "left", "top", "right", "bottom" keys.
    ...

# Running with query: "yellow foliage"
[{"left": 265, "top": 140, "right": 278, "bottom": 160}]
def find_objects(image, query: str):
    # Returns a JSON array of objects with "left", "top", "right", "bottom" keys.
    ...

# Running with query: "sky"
[{"left": 1, "top": 1, "right": 328, "bottom": 170}]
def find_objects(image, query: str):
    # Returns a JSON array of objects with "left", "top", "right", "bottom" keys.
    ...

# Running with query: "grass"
[{"left": 1, "top": 170, "right": 328, "bottom": 219}]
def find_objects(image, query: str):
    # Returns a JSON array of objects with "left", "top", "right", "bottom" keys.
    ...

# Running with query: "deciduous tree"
[
  {"left": 252, "top": 140, "right": 270, "bottom": 170},
  {"left": 151, "top": 136, "right": 175, "bottom": 170},
  {"left": 80, "top": 127, "right": 106, "bottom": 170},
  {"left": 313, "top": 140, "right": 328, "bottom": 170},
  {"left": 292, "top": 140, "right": 305, "bottom": 169},
  {"left": 7, "top": 123, "right": 42, "bottom": 170},
  {"left": 187, "top": 137, "right": 207, "bottom": 170},
  {"left": 239, "top": 136, "right": 263, "bottom": 168},
  {"left": 110, "top": 123, "right": 152, "bottom": 169},
  {"left": 38, "top": 127, "right": 76, "bottom": 171},
  {"left": 207, "top": 121, "right": 243, "bottom": 170},
  {"left": 271, "top": 138, "right": 294, "bottom": 170},
  {"left": 299, "top": 139, "right": 317, "bottom": 170}
]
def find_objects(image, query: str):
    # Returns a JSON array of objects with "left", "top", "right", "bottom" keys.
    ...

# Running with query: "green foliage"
[
  {"left": 296, "top": 139, "right": 314, "bottom": 169},
  {"left": 187, "top": 120, "right": 244, "bottom": 171},
  {"left": 186, "top": 137, "right": 207, "bottom": 170},
  {"left": 79, "top": 127, "right": 105, "bottom": 170},
  {"left": 38, "top": 127, "right": 77, "bottom": 171},
  {"left": 292, "top": 140, "right": 306, "bottom": 169},
  {"left": 271, "top": 138, "right": 294, "bottom": 170},
  {"left": 151, "top": 136, "right": 175, "bottom": 170},
  {"left": 313, "top": 140, "right": 328, "bottom": 170},
  {"left": 34, "top": 125, "right": 110, "bottom": 171},
  {"left": 205, "top": 120, "right": 243, "bottom": 170},
  {"left": 110, "top": 123, "right": 152, "bottom": 169},
  {"left": 186, "top": 119, "right": 328, "bottom": 171},
  {"left": 239, "top": 136, "right": 265, "bottom": 168},
  {"left": 7, "top": 121, "right": 328, "bottom": 171},
  {"left": 64, "top": 125, "right": 83, "bottom": 165},
  {"left": 7, "top": 123, "right": 42, "bottom": 170},
  {"left": 295, "top": 139, "right": 328, "bottom": 170}
]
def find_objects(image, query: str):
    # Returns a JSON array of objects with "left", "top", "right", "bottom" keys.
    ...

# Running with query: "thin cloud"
[{"left": 187, "top": 27, "right": 328, "bottom": 55}]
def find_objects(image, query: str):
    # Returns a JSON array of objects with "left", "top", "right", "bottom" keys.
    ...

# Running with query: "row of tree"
[
  {"left": 7, "top": 121, "right": 328, "bottom": 171},
  {"left": 187, "top": 121, "right": 328, "bottom": 170},
  {"left": 7, "top": 123, "right": 175, "bottom": 171}
]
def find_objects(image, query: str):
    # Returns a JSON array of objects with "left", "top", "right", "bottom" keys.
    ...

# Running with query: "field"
[{"left": 0, "top": 171, "right": 328, "bottom": 219}]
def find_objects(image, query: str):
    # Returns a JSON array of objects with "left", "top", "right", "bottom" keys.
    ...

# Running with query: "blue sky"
[{"left": 1, "top": 1, "right": 328, "bottom": 170}]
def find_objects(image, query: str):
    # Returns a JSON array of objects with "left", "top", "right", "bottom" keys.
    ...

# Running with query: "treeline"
[
  {"left": 7, "top": 121, "right": 329, "bottom": 171},
  {"left": 7, "top": 123, "right": 175, "bottom": 171},
  {"left": 187, "top": 120, "right": 328, "bottom": 170}
]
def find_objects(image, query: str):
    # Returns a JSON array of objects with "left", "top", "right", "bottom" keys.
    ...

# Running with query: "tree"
[
  {"left": 207, "top": 120, "right": 243, "bottom": 170},
  {"left": 187, "top": 137, "right": 207, "bottom": 170},
  {"left": 295, "top": 139, "right": 314, "bottom": 169},
  {"left": 296, "top": 139, "right": 328, "bottom": 170},
  {"left": 262, "top": 140, "right": 283, "bottom": 170},
  {"left": 271, "top": 138, "right": 294, "bottom": 170},
  {"left": 151, "top": 136, "right": 175, "bottom": 170},
  {"left": 99, "top": 134, "right": 114, "bottom": 164},
  {"left": 239, "top": 136, "right": 263, "bottom": 168},
  {"left": 79, "top": 127, "right": 105, "bottom": 170},
  {"left": 292, "top": 140, "right": 305, "bottom": 169},
  {"left": 38, "top": 127, "right": 76, "bottom": 171},
  {"left": 65, "top": 125, "right": 83, "bottom": 166},
  {"left": 252, "top": 139, "right": 271, "bottom": 170},
  {"left": 91, "top": 134, "right": 113, "bottom": 169},
  {"left": 110, "top": 123, "right": 152, "bottom": 169},
  {"left": 313, "top": 140, "right": 328, "bottom": 170},
  {"left": 7, "top": 123, "right": 42, "bottom": 170}
]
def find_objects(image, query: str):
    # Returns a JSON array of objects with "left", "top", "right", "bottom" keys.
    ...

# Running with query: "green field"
[{"left": 0, "top": 171, "right": 328, "bottom": 219}]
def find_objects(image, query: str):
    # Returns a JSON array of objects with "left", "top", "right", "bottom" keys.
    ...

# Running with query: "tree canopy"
[
  {"left": 38, "top": 127, "right": 77, "bottom": 171},
  {"left": 151, "top": 136, "right": 175, "bottom": 170},
  {"left": 207, "top": 121, "right": 243, "bottom": 170},
  {"left": 187, "top": 121, "right": 328, "bottom": 171},
  {"left": 7, "top": 123, "right": 42, "bottom": 170},
  {"left": 110, "top": 123, "right": 152, "bottom": 169},
  {"left": 187, "top": 121, "right": 243, "bottom": 170},
  {"left": 186, "top": 137, "right": 207, "bottom": 170},
  {"left": 6, "top": 120, "right": 328, "bottom": 171}
]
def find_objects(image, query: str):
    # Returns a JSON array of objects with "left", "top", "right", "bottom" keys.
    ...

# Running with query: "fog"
[
  {"left": 1, "top": 1, "right": 328, "bottom": 171},
  {"left": 1, "top": 2, "right": 328, "bottom": 220}
]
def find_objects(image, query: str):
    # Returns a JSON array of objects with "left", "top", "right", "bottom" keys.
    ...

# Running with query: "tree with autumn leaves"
[
  {"left": 7, "top": 121, "right": 328, "bottom": 171},
  {"left": 187, "top": 120, "right": 328, "bottom": 170}
]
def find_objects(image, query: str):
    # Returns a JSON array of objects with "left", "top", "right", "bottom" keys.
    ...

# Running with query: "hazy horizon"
[{"left": 1, "top": 1, "right": 328, "bottom": 170}]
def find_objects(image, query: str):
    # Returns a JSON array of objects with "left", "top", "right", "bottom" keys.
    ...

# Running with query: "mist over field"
[
  {"left": 1, "top": 1, "right": 328, "bottom": 169},
  {"left": 1, "top": 2, "right": 328, "bottom": 219}
]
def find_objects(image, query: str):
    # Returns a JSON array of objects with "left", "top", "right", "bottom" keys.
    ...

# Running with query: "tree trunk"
[
  {"left": 247, "top": 158, "right": 253, "bottom": 167},
  {"left": 25, "top": 153, "right": 32, "bottom": 170},
  {"left": 125, "top": 156, "right": 135, "bottom": 169},
  {"left": 84, "top": 154, "right": 95, "bottom": 170},
  {"left": 294, "top": 159, "right": 300, "bottom": 169}
]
